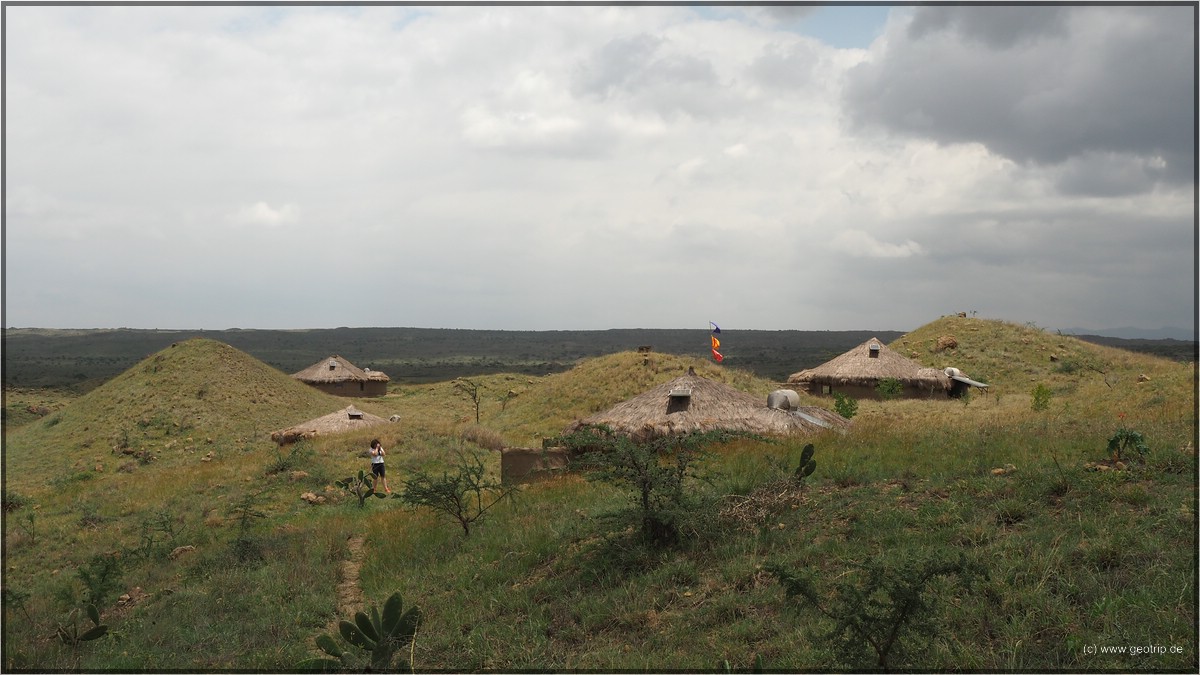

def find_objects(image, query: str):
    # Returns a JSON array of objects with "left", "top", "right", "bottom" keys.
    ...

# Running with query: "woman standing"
[{"left": 369, "top": 439, "right": 390, "bottom": 494}]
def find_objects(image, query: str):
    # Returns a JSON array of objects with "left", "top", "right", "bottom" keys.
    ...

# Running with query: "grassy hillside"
[{"left": 1, "top": 319, "right": 1195, "bottom": 671}]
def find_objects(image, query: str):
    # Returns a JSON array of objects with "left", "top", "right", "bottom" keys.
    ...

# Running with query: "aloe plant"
[
  {"left": 336, "top": 470, "right": 388, "bottom": 508},
  {"left": 297, "top": 592, "right": 421, "bottom": 673}
]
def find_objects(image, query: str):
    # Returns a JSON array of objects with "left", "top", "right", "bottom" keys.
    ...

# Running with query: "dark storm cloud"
[
  {"left": 907, "top": 5, "right": 1069, "bottom": 49},
  {"left": 843, "top": 6, "right": 1194, "bottom": 190}
]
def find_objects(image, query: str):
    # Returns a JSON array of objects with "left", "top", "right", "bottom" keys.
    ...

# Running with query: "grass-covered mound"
[{"left": 2, "top": 319, "right": 1195, "bottom": 671}]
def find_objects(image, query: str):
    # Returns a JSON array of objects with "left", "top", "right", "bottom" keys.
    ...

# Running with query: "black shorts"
[{"left": 371, "top": 463, "right": 385, "bottom": 478}]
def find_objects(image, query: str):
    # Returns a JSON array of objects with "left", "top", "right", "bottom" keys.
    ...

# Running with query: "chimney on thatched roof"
[{"left": 564, "top": 370, "right": 848, "bottom": 442}]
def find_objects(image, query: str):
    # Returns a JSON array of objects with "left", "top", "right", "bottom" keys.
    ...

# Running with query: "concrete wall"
[
  {"left": 807, "top": 381, "right": 946, "bottom": 400},
  {"left": 306, "top": 380, "right": 388, "bottom": 398},
  {"left": 501, "top": 447, "right": 572, "bottom": 483}
]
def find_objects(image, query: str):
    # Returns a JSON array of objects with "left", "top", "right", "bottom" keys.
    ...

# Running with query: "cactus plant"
[
  {"left": 794, "top": 444, "right": 817, "bottom": 484},
  {"left": 336, "top": 470, "right": 388, "bottom": 508},
  {"left": 57, "top": 603, "right": 108, "bottom": 669},
  {"left": 56, "top": 603, "right": 108, "bottom": 646},
  {"left": 297, "top": 592, "right": 421, "bottom": 673}
]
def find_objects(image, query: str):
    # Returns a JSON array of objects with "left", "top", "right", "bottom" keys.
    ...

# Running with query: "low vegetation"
[{"left": 1, "top": 316, "right": 1195, "bottom": 671}]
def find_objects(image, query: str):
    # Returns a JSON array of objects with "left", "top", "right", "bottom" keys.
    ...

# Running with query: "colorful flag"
[
  {"left": 711, "top": 335, "right": 720, "bottom": 350},
  {"left": 709, "top": 321, "right": 721, "bottom": 334},
  {"left": 711, "top": 348, "right": 724, "bottom": 362}
]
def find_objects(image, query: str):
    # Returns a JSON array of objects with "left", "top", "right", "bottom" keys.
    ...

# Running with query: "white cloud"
[
  {"left": 829, "top": 230, "right": 925, "bottom": 259},
  {"left": 230, "top": 202, "right": 299, "bottom": 228},
  {"left": 2, "top": 5, "right": 1193, "bottom": 333}
]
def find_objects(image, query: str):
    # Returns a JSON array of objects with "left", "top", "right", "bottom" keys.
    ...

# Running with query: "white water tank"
[{"left": 767, "top": 389, "right": 801, "bottom": 410}]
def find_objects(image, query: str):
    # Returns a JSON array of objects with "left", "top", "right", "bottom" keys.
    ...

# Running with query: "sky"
[{"left": 4, "top": 4, "right": 1196, "bottom": 335}]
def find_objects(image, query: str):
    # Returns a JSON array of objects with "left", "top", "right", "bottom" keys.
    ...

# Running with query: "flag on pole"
[
  {"left": 709, "top": 321, "right": 721, "bottom": 334},
  {"left": 710, "top": 321, "right": 723, "bottom": 362}
]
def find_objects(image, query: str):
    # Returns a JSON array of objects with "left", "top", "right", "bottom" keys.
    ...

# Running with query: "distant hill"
[
  {"left": 5, "top": 325, "right": 1194, "bottom": 393},
  {"left": 1060, "top": 326, "right": 1194, "bottom": 340},
  {"left": 2, "top": 327, "right": 906, "bottom": 389}
]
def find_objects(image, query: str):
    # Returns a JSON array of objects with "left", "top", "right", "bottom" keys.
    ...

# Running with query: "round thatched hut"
[
  {"left": 787, "top": 337, "right": 950, "bottom": 399},
  {"left": 564, "top": 369, "right": 849, "bottom": 442},
  {"left": 292, "top": 355, "right": 390, "bottom": 397},
  {"left": 270, "top": 405, "right": 390, "bottom": 444}
]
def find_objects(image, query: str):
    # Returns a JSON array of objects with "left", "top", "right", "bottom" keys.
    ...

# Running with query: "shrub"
[
  {"left": 875, "top": 378, "right": 903, "bottom": 401},
  {"left": 832, "top": 392, "right": 858, "bottom": 419},
  {"left": 399, "top": 450, "right": 519, "bottom": 537},
  {"left": 558, "top": 425, "right": 752, "bottom": 546},
  {"left": 2, "top": 490, "right": 30, "bottom": 513},
  {"left": 266, "top": 441, "right": 313, "bottom": 475},
  {"left": 768, "top": 553, "right": 987, "bottom": 670},
  {"left": 1030, "top": 383, "right": 1052, "bottom": 412},
  {"left": 227, "top": 491, "right": 267, "bottom": 564},
  {"left": 1107, "top": 426, "right": 1149, "bottom": 463},
  {"left": 77, "top": 553, "right": 123, "bottom": 608}
]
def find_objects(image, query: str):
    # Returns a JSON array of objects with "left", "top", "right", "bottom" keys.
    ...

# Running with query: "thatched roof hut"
[
  {"left": 787, "top": 337, "right": 949, "bottom": 399},
  {"left": 292, "top": 355, "right": 389, "bottom": 397},
  {"left": 270, "top": 405, "right": 390, "bottom": 444},
  {"left": 564, "top": 369, "right": 849, "bottom": 442}
]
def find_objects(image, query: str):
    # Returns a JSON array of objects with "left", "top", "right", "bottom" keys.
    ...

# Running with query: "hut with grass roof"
[
  {"left": 787, "top": 337, "right": 949, "bottom": 400},
  {"left": 270, "top": 405, "right": 390, "bottom": 444},
  {"left": 292, "top": 355, "right": 389, "bottom": 397},
  {"left": 564, "top": 367, "right": 849, "bottom": 442}
]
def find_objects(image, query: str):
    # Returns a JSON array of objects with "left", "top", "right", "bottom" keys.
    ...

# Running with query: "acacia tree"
[
  {"left": 454, "top": 378, "right": 482, "bottom": 424},
  {"left": 557, "top": 425, "right": 756, "bottom": 546},
  {"left": 399, "top": 450, "right": 518, "bottom": 537}
]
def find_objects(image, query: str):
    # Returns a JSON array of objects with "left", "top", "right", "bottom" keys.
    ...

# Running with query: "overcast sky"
[{"left": 4, "top": 4, "right": 1195, "bottom": 334}]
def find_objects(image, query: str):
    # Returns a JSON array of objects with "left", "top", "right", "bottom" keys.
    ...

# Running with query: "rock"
[
  {"left": 289, "top": 470, "right": 310, "bottom": 481},
  {"left": 389, "top": 414, "right": 402, "bottom": 422},
  {"left": 936, "top": 335, "right": 958, "bottom": 351},
  {"left": 169, "top": 545, "right": 196, "bottom": 560},
  {"left": 301, "top": 492, "right": 326, "bottom": 505},
  {"left": 1138, "top": 374, "right": 1151, "bottom": 383}
]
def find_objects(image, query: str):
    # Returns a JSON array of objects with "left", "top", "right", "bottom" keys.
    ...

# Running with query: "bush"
[
  {"left": 558, "top": 425, "right": 755, "bottom": 547},
  {"left": 832, "top": 392, "right": 858, "bottom": 419},
  {"left": 1030, "top": 384, "right": 1052, "bottom": 412},
  {"left": 769, "top": 553, "right": 987, "bottom": 670},
  {"left": 266, "top": 441, "right": 313, "bottom": 475},
  {"left": 399, "top": 450, "right": 519, "bottom": 537},
  {"left": 77, "top": 553, "right": 123, "bottom": 608},
  {"left": 875, "top": 378, "right": 903, "bottom": 401},
  {"left": 2, "top": 490, "right": 30, "bottom": 513}
]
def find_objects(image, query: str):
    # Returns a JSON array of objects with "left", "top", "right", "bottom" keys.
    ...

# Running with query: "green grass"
[{"left": 2, "top": 318, "right": 1196, "bottom": 671}]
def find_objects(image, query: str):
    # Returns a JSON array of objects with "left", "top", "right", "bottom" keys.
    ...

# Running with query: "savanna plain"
[{"left": 2, "top": 315, "right": 1196, "bottom": 672}]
